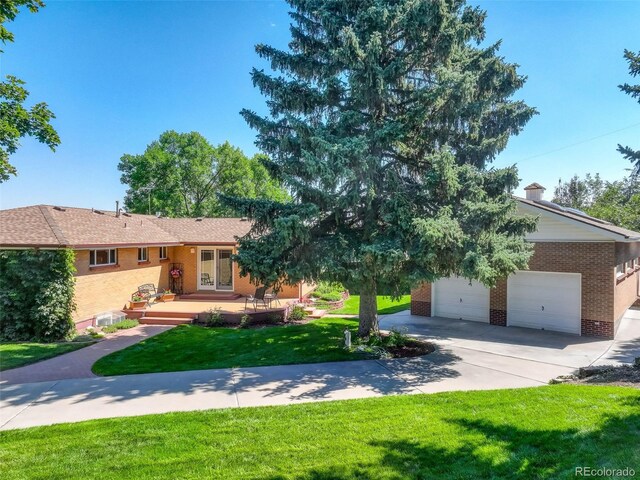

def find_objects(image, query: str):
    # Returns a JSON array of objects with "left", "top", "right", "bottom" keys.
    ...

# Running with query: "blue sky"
[{"left": 1, "top": 0, "right": 639, "bottom": 210}]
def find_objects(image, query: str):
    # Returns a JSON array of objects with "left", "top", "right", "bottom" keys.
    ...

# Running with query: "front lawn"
[
  {"left": 332, "top": 294, "right": 411, "bottom": 315},
  {"left": 0, "top": 341, "right": 93, "bottom": 371},
  {"left": 93, "top": 318, "right": 364, "bottom": 375},
  {"left": 1, "top": 385, "right": 638, "bottom": 479}
]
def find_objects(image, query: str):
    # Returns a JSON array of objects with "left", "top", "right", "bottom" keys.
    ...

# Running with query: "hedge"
[{"left": 0, "top": 249, "right": 76, "bottom": 342}]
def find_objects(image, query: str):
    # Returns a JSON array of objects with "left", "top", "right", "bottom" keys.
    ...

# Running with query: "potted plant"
[
  {"left": 129, "top": 292, "right": 147, "bottom": 309},
  {"left": 161, "top": 290, "right": 176, "bottom": 302}
]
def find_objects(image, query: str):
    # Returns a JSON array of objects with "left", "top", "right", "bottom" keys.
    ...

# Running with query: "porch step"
[
  {"left": 178, "top": 293, "right": 242, "bottom": 301},
  {"left": 139, "top": 316, "right": 194, "bottom": 326},
  {"left": 140, "top": 311, "right": 195, "bottom": 319},
  {"left": 307, "top": 309, "right": 327, "bottom": 319}
]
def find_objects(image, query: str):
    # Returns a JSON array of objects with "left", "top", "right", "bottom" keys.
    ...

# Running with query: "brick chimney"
[{"left": 524, "top": 182, "right": 545, "bottom": 201}]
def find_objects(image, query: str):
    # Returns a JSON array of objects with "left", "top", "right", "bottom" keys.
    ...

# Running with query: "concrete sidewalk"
[
  {"left": 0, "top": 325, "right": 173, "bottom": 385},
  {"left": 2, "top": 309, "right": 637, "bottom": 431},
  {"left": 0, "top": 347, "right": 549, "bottom": 431}
]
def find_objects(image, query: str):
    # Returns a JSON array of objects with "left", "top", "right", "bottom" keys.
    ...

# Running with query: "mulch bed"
[
  {"left": 385, "top": 339, "right": 436, "bottom": 358},
  {"left": 553, "top": 364, "right": 640, "bottom": 389}
]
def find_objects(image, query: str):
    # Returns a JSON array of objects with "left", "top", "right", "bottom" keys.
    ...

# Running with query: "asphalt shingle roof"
[{"left": 0, "top": 205, "right": 252, "bottom": 248}]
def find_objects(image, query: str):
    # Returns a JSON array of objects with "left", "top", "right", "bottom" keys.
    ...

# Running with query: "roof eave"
[{"left": 516, "top": 198, "right": 640, "bottom": 242}]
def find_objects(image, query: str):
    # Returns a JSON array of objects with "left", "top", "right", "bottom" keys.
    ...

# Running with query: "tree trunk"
[{"left": 357, "top": 282, "right": 378, "bottom": 338}]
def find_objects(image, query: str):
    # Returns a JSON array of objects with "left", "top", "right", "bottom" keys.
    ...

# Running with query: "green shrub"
[
  {"left": 239, "top": 314, "right": 251, "bottom": 329},
  {"left": 0, "top": 249, "right": 76, "bottom": 342},
  {"left": 206, "top": 308, "right": 224, "bottom": 327},
  {"left": 385, "top": 327, "right": 409, "bottom": 347},
  {"left": 288, "top": 306, "right": 308, "bottom": 322},
  {"left": 267, "top": 312, "right": 283, "bottom": 324},
  {"left": 311, "top": 281, "right": 345, "bottom": 302},
  {"left": 101, "top": 319, "right": 139, "bottom": 334}
]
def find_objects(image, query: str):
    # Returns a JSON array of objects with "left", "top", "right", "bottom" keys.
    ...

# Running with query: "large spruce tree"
[
  {"left": 617, "top": 49, "right": 640, "bottom": 176},
  {"left": 227, "top": 0, "right": 538, "bottom": 337}
]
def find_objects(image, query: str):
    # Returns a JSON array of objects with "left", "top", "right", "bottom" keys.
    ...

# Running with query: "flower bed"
[{"left": 307, "top": 289, "right": 350, "bottom": 310}]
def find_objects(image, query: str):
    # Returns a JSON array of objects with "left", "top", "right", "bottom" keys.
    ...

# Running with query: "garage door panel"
[
  {"left": 433, "top": 277, "right": 489, "bottom": 323},
  {"left": 507, "top": 272, "right": 581, "bottom": 335}
]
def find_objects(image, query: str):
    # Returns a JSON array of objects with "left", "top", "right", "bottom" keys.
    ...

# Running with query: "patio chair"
[
  {"left": 245, "top": 286, "right": 268, "bottom": 312},
  {"left": 137, "top": 283, "right": 165, "bottom": 304},
  {"left": 264, "top": 289, "right": 281, "bottom": 308},
  {"left": 201, "top": 273, "right": 214, "bottom": 285}
]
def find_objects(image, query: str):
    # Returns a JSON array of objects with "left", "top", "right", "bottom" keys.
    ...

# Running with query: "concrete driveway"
[
  {"left": 380, "top": 307, "right": 640, "bottom": 369},
  {"left": 1, "top": 309, "right": 638, "bottom": 431}
]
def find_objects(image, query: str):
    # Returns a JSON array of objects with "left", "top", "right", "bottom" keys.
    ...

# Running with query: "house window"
[
  {"left": 616, "top": 263, "right": 626, "bottom": 278},
  {"left": 89, "top": 249, "right": 117, "bottom": 266},
  {"left": 138, "top": 247, "right": 148, "bottom": 262},
  {"left": 159, "top": 246, "right": 168, "bottom": 260}
]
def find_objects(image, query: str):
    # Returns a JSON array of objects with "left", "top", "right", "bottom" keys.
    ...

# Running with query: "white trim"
[
  {"left": 196, "top": 246, "right": 235, "bottom": 292},
  {"left": 518, "top": 201, "right": 639, "bottom": 242},
  {"left": 137, "top": 247, "right": 148, "bottom": 262},
  {"left": 89, "top": 248, "right": 118, "bottom": 267}
]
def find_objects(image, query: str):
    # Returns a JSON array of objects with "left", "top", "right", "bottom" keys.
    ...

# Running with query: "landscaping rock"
[{"left": 549, "top": 375, "right": 578, "bottom": 384}]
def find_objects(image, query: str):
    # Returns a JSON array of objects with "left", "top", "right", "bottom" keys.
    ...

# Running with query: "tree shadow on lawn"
[{"left": 264, "top": 395, "right": 640, "bottom": 480}]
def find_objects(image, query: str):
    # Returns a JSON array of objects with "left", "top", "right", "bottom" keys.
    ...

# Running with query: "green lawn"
[
  {"left": 0, "top": 341, "right": 93, "bottom": 371},
  {"left": 93, "top": 318, "right": 364, "bottom": 376},
  {"left": 332, "top": 294, "right": 411, "bottom": 315},
  {"left": 1, "top": 385, "right": 638, "bottom": 479}
]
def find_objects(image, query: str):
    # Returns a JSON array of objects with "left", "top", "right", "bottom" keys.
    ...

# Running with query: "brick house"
[
  {"left": 411, "top": 184, "right": 640, "bottom": 339},
  {"left": 0, "top": 205, "right": 314, "bottom": 329}
]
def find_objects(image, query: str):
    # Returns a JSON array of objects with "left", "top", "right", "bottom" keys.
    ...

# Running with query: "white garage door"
[
  {"left": 507, "top": 271, "right": 581, "bottom": 335},
  {"left": 432, "top": 276, "right": 490, "bottom": 323}
]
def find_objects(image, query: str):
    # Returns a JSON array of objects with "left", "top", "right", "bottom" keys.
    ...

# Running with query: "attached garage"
[
  {"left": 432, "top": 276, "right": 490, "bottom": 323},
  {"left": 507, "top": 271, "right": 581, "bottom": 335}
]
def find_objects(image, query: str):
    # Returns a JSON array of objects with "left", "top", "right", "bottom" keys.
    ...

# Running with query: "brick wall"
[
  {"left": 489, "top": 279, "right": 507, "bottom": 326},
  {"left": 74, "top": 246, "right": 173, "bottom": 325},
  {"left": 172, "top": 245, "right": 303, "bottom": 299},
  {"left": 614, "top": 266, "right": 639, "bottom": 326},
  {"left": 172, "top": 246, "right": 197, "bottom": 292},
  {"left": 410, "top": 282, "right": 431, "bottom": 316},
  {"left": 527, "top": 242, "right": 615, "bottom": 330},
  {"left": 409, "top": 242, "right": 627, "bottom": 338}
]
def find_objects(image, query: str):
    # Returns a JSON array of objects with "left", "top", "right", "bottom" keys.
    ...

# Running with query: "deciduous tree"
[
  {"left": 225, "top": 0, "right": 538, "bottom": 337},
  {"left": 552, "top": 173, "right": 604, "bottom": 210},
  {"left": 118, "top": 131, "right": 288, "bottom": 217},
  {"left": 0, "top": 1, "right": 59, "bottom": 182}
]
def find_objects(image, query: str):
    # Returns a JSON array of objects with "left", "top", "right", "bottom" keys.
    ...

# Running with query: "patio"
[{"left": 123, "top": 296, "right": 299, "bottom": 325}]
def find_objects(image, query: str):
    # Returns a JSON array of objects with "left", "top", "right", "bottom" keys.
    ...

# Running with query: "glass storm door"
[
  {"left": 216, "top": 250, "right": 233, "bottom": 291},
  {"left": 199, "top": 250, "right": 216, "bottom": 290}
]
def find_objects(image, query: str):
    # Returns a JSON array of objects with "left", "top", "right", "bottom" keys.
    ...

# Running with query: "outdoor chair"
[
  {"left": 245, "top": 286, "right": 268, "bottom": 311},
  {"left": 137, "top": 283, "right": 165, "bottom": 304},
  {"left": 201, "top": 273, "right": 214, "bottom": 285},
  {"left": 264, "top": 290, "right": 281, "bottom": 308}
]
